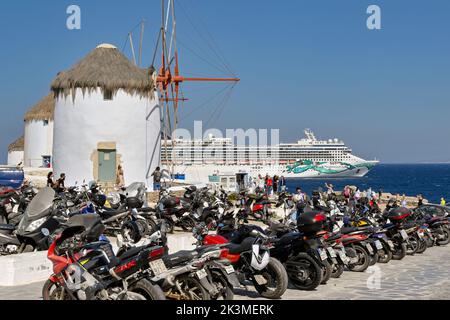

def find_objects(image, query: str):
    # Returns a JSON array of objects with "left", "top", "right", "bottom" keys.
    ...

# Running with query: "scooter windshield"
[
  {"left": 17, "top": 187, "right": 55, "bottom": 234},
  {"left": 24, "top": 187, "right": 55, "bottom": 218},
  {"left": 125, "top": 182, "right": 145, "bottom": 197}
]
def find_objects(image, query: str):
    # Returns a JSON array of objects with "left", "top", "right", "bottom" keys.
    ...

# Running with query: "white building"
[
  {"left": 23, "top": 94, "right": 54, "bottom": 168},
  {"left": 7, "top": 136, "right": 24, "bottom": 166},
  {"left": 51, "top": 43, "right": 161, "bottom": 187}
]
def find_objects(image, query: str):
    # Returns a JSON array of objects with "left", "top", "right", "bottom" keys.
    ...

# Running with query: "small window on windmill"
[
  {"left": 43, "top": 120, "right": 49, "bottom": 126},
  {"left": 103, "top": 90, "right": 113, "bottom": 101}
]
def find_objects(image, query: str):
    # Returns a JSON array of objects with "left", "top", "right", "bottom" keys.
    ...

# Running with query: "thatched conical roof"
[
  {"left": 8, "top": 136, "right": 24, "bottom": 152},
  {"left": 51, "top": 44, "right": 155, "bottom": 100},
  {"left": 24, "top": 93, "right": 55, "bottom": 122}
]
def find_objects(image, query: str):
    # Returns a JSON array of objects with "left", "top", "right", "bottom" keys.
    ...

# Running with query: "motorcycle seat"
[
  {"left": 327, "top": 233, "right": 342, "bottom": 242},
  {"left": 227, "top": 237, "right": 255, "bottom": 254},
  {"left": 0, "top": 224, "right": 15, "bottom": 232},
  {"left": 117, "top": 245, "right": 148, "bottom": 261},
  {"left": 98, "top": 208, "right": 127, "bottom": 218},
  {"left": 163, "top": 250, "right": 198, "bottom": 268},
  {"left": 340, "top": 226, "right": 371, "bottom": 235},
  {"left": 267, "top": 221, "right": 291, "bottom": 234}
]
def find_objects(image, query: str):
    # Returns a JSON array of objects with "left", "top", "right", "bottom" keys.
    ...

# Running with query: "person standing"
[
  {"left": 116, "top": 165, "right": 125, "bottom": 187},
  {"left": 325, "top": 183, "right": 334, "bottom": 195},
  {"left": 279, "top": 175, "right": 286, "bottom": 192},
  {"left": 151, "top": 167, "right": 162, "bottom": 191},
  {"left": 47, "top": 172, "right": 55, "bottom": 188},
  {"left": 266, "top": 176, "right": 273, "bottom": 196},
  {"left": 55, "top": 173, "right": 66, "bottom": 193},
  {"left": 273, "top": 175, "right": 279, "bottom": 194},
  {"left": 441, "top": 197, "right": 446, "bottom": 206},
  {"left": 417, "top": 194, "right": 423, "bottom": 207}
]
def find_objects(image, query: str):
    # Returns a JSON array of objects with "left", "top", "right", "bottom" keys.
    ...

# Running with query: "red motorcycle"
[
  {"left": 43, "top": 214, "right": 166, "bottom": 300},
  {"left": 193, "top": 222, "right": 288, "bottom": 299}
]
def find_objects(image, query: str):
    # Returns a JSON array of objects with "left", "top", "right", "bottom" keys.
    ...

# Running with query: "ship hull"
[{"left": 163, "top": 162, "right": 376, "bottom": 184}]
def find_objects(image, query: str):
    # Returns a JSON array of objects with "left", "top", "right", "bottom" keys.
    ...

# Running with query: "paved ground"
[{"left": 1, "top": 243, "right": 450, "bottom": 300}]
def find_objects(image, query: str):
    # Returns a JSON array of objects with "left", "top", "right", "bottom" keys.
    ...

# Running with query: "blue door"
[{"left": 98, "top": 150, "right": 116, "bottom": 182}]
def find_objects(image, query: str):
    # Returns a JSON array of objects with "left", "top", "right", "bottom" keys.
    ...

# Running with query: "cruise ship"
[{"left": 161, "top": 129, "right": 379, "bottom": 184}]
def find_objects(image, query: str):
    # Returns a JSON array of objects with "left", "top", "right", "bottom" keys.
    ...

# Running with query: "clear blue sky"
[{"left": 0, "top": 0, "right": 449, "bottom": 164}]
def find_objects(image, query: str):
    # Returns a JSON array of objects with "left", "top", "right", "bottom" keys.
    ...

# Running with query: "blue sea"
[{"left": 285, "top": 164, "right": 450, "bottom": 204}]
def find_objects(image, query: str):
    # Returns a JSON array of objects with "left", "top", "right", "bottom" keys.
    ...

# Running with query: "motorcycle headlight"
[{"left": 25, "top": 217, "right": 47, "bottom": 232}]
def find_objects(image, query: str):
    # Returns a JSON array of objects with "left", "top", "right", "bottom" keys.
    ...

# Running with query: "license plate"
[
  {"left": 327, "top": 247, "right": 337, "bottom": 258},
  {"left": 318, "top": 249, "right": 328, "bottom": 261},
  {"left": 193, "top": 213, "right": 200, "bottom": 219},
  {"left": 171, "top": 215, "right": 178, "bottom": 222},
  {"left": 400, "top": 230, "right": 408, "bottom": 240},
  {"left": 224, "top": 265, "right": 235, "bottom": 274},
  {"left": 366, "top": 243, "right": 374, "bottom": 254},
  {"left": 375, "top": 240, "right": 383, "bottom": 250},
  {"left": 254, "top": 274, "right": 268, "bottom": 285},
  {"left": 149, "top": 259, "right": 168, "bottom": 276},
  {"left": 338, "top": 251, "right": 349, "bottom": 263},
  {"left": 387, "top": 240, "right": 394, "bottom": 249},
  {"left": 196, "top": 269, "right": 207, "bottom": 280}
]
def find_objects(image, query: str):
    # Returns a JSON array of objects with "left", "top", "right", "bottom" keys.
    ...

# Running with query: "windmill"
[{"left": 153, "top": 0, "right": 240, "bottom": 183}]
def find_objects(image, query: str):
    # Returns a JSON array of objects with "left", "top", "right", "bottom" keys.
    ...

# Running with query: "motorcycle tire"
[
  {"left": 369, "top": 252, "right": 379, "bottom": 266},
  {"left": 146, "top": 218, "right": 158, "bottom": 235},
  {"left": 180, "top": 216, "right": 196, "bottom": 232},
  {"left": 128, "top": 279, "right": 166, "bottom": 300},
  {"left": 330, "top": 262, "right": 345, "bottom": 278},
  {"left": 173, "top": 274, "right": 211, "bottom": 300},
  {"left": 377, "top": 247, "right": 393, "bottom": 264},
  {"left": 20, "top": 244, "right": 34, "bottom": 253},
  {"left": 42, "top": 280, "right": 73, "bottom": 300},
  {"left": 253, "top": 257, "right": 288, "bottom": 299},
  {"left": 437, "top": 227, "right": 450, "bottom": 246},
  {"left": 347, "top": 244, "right": 370, "bottom": 272},
  {"left": 210, "top": 270, "right": 234, "bottom": 300},
  {"left": 425, "top": 234, "right": 435, "bottom": 247},
  {"left": 285, "top": 252, "right": 322, "bottom": 291},
  {"left": 165, "top": 220, "right": 175, "bottom": 234},
  {"left": 415, "top": 237, "right": 428, "bottom": 254},
  {"left": 320, "top": 260, "right": 332, "bottom": 284},
  {"left": 406, "top": 235, "right": 419, "bottom": 255},
  {"left": 392, "top": 242, "right": 407, "bottom": 260}
]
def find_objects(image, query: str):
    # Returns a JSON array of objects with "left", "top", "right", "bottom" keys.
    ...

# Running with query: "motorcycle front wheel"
[
  {"left": 330, "top": 262, "right": 345, "bottom": 278},
  {"left": 128, "top": 279, "right": 166, "bottom": 300},
  {"left": 285, "top": 252, "right": 322, "bottom": 291},
  {"left": 169, "top": 275, "right": 211, "bottom": 300},
  {"left": 42, "top": 280, "right": 74, "bottom": 300},
  {"left": 347, "top": 244, "right": 370, "bottom": 272},
  {"left": 415, "top": 237, "right": 428, "bottom": 254},
  {"left": 437, "top": 227, "right": 450, "bottom": 246},
  {"left": 210, "top": 270, "right": 234, "bottom": 300},
  {"left": 252, "top": 257, "right": 288, "bottom": 299},
  {"left": 320, "top": 260, "right": 332, "bottom": 284},
  {"left": 377, "top": 246, "right": 393, "bottom": 263},
  {"left": 392, "top": 242, "right": 407, "bottom": 260}
]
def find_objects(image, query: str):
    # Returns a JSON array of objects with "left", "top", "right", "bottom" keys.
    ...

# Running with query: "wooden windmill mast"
[{"left": 155, "top": 0, "right": 240, "bottom": 181}]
